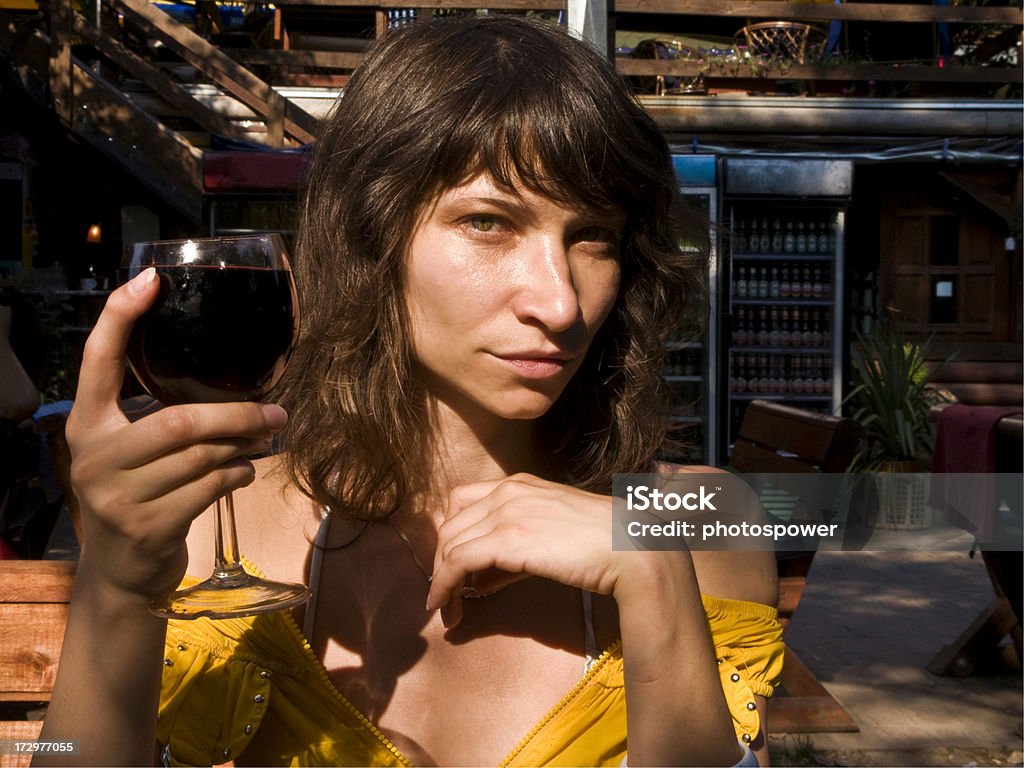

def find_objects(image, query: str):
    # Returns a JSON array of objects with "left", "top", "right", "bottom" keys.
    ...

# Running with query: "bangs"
[
  {"left": 458, "top": 109, "right": 620, "bottom": 213},
  {"left": 405, "top": 24, "right": 650, "bottom": 216}
]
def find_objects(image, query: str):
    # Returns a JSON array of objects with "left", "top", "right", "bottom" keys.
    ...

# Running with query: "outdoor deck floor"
[{"left": 773, "top": 549, "right": 1023, "bottom": 766}]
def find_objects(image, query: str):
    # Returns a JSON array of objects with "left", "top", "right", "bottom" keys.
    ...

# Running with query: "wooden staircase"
[{"left": 0, "top": 0, "right": 322, "bottom": 223}]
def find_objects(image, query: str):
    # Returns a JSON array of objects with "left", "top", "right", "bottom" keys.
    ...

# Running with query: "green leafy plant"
[{"left": 843, "top": 322, "right": 952, "bottom": 472}]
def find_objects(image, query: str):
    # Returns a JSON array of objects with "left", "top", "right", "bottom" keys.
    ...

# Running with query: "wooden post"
[{"left": 48, "top": 0, "right": 73, "bottom": 122}]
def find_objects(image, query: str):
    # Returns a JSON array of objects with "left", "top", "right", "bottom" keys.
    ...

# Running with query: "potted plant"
[{"left": 843, "top": 321, "right": 952, "bottom": 528}]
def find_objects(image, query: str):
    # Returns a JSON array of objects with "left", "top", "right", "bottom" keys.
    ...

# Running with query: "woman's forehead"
[{"left": 435, "top": 171, "right": 621, "bottom": 217}]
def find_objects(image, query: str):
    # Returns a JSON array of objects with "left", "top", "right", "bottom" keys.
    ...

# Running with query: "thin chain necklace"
[
  {"left": 378, "top": 515, "right": 495, "bottom": 599},
  {"left": 378, "top": 516, "right": 433, "bottom": 584}
]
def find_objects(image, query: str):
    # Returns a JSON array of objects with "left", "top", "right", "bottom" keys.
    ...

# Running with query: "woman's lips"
[{"left": 494, "top": 355, "right": 573, "bottom": 379}]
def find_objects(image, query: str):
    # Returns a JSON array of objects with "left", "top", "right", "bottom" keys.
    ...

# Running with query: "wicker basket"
[
  {"left": 870, "top": 463, "right": 933, "bottom": 530},
  {"left": 735, "top": 21, "right": 828, "bottom": 64}
]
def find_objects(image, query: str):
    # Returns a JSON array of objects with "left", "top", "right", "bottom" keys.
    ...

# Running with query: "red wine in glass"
[
  {"left": 123, "top": 235, "right": 308, "bottom": 619},
  {"left": 127, "top": 265, "right": 294, "bottom": 405}
]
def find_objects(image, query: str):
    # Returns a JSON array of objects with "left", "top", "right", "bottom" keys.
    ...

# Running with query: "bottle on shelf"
[
  {"left": 768, "top": 307, "right": 780, "bottom": 346},
  {"left": 806, "top": 222, "right": 818, "bottom": 254},
  {"left": 768, "top": 267, "right": 779, "bottom": 299},
  {"left": 733, "top": 307, "right": 748, "bottom": 346},
  {"left": 759, "top": 219, "right": 770, "bottom": 253},
  {"left": 800, "top": 313, "right": 814, "bottom": 347},
  {"left": 801, "top": 265, "right": 813, "bottom": 299},
  {"left": 771, "top": 218, "right": 783, "bottom": 253},
  {"left": 809, "top": 310, "right": 823, "bottom": 347},
  {"left": 755, "top": 308, "right": 769, "bottom": 346},
  {"left": 735, "top": 265, "right": 748, "bottom": 297},
  {"left": 779, "top": 264, "right": 791, "bottom": 298},
  {"left": 748, "top": 220, "right": 760, "bottom": 253},
  {"left": 813, "top": 265, "right": 827, "bottom": 299},
  {"left": 734, "top": 220, "right": 748, "bottom": 253},
  {"left": 783, "top": 222, "right": 795, "bottom": 253},
  {"left": 796, "top": 221, "right": 807, "bottom": 253},
  {"left": 779, "top": 307, "right": 791, "bottom": 346},
  {"left": 757, "top": 267, "right": 768, "bottom": 299},
  {"left": 757, "top": 354, "right": 770, "bottom": 393}
]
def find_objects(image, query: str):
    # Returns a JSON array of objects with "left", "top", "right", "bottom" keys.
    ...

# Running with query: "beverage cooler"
[
  {"left": 718, "top": 157, "right": 854, "bottom": 463},
  {"left": 666, "top": 155, "right": 719, "bottom": 464}
]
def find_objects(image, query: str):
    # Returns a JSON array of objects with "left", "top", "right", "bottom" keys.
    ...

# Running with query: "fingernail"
[
  {"left": 129, "top": 267, "right": 157, "bottom": 294},
  {"left": 261, "top": 403, "right": 288, "bottom": 431}
]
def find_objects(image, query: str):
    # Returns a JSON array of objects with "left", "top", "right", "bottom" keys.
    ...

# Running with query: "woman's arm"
[
  {"left": 34, "top": 270, "right": 286, "bottom": 766},
  {"left": 614, "top": 550, "right": 745, "bottom": 766}
]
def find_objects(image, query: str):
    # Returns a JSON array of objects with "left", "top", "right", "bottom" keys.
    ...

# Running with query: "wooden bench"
[
  {"left": 927, "top": 360, "right": 1023, "bottom": 407},
  {"left": 728, "top": 399, "right": 863, "bottom": 734},
  {"left": 0, "top": 560, "right": 76, "bottom": 768}
]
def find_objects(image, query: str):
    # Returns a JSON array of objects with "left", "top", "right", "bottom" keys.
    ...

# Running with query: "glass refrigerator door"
[
  {"left": 722, "top": 203, "right": 846, "bottom": 454},
  {"left": 663, "top": 185, "right": 717, "bottom": 465}
]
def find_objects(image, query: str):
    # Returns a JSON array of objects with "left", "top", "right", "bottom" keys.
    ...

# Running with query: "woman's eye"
[
  {"left": 469, "top": 216, "right": 497, "bottom": 233},
  {"left": 574, "top": 226, "right": 618, "bottom": 245}
]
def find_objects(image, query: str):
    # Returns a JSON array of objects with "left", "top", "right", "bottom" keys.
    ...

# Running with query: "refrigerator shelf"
[
  {"left": 666, "top": 376, "right": 704, "bottom": 383},
  {"left": 730, "top": 345, "right": 832, "bottom": 354},
  {"left": 729, "top": 393, "right": 833, "bottom": 402},
  {"left": 665, "top": 340, "right": 704, "bottom": 350},
  {"left": 731, "top": 298, "right": 832, "bottom": 307},
  {"left": 731, "top": 252, "right": 834, "bottom": 262}
]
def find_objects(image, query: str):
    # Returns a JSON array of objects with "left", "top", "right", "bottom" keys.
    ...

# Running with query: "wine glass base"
[{"left": 150, "top": 573, "right": 310, "bottom": 620}]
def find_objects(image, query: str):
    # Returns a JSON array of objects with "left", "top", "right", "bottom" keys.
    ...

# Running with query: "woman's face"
[{"left": 404, "top": 173, "right": 622, "bottom": 423}]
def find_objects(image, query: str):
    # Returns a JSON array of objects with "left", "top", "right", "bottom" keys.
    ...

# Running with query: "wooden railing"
[
  {"left": 1, "top": 0, "right": 1019, "bottom": 218},
  {"left": 246, "top": 1, "right": 1023, "bottom": 94}
]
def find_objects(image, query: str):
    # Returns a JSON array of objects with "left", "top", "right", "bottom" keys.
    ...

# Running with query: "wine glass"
[{"left": 122, "top": 234, "right": 309, "bottom": 619}]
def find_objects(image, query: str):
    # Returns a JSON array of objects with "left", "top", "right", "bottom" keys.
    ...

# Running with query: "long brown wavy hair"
[{"left": 275, "top": 14, "right": 707, "bottom": 521}]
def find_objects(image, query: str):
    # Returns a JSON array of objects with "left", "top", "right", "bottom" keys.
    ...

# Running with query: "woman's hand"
[
  {"left": 427, "top": 473, "right": 673, "bottom": 627},
  {"left": 65, "top": 268, "right": 288, "bottom": 602}
]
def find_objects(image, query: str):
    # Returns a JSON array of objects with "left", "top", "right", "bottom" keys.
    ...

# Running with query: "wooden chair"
[
  {"left": 728, "top": 399, "right": 862, "bottom": 733},
  {"left": 0, "top": 560, "right": 76, "bottom": 768}
]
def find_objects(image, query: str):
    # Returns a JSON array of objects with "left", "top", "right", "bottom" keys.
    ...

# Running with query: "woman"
[{"left": 38, "top": 15, "right": 781, "bottom": 767}]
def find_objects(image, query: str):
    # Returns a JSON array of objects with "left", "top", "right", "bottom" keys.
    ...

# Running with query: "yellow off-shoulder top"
[{"left": 157, "top": 579, "right": 783, "bottom": 766}]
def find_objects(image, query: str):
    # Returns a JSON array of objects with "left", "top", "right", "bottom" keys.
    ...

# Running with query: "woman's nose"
[{"left": 512, "top": 236, "right": 581, "bottom": 333}]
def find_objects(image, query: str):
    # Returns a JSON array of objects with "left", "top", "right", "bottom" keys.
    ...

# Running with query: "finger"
[
  {"left": 443, "top": 479, "right": 502, "bottom": 520},
  {"left": 428, "top": 532, "right": 519, "bottom": 611},
  {"left": 73, "top": 268, "right": 160, "bottom": 426},
  {"left": 118, "top": 402, "right": 287, "bottom": 469},
  {"left": 81, "top": 457, "right": 258, "bottom": 548},
  {"left": 439, "top": 593, "right": 463, "bottom": 630},
  {"left": 130, "top": 436, "right": 271, "bottom": 502}
]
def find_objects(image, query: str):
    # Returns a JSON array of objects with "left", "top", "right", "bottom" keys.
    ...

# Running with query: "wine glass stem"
[{"left": 214, "top": 491, "right": 246, "bottom": 582}]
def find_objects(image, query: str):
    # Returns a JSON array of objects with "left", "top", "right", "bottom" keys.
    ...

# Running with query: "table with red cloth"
[{"left": 927, "top": 403, "right": 1022, "bottom": 676}]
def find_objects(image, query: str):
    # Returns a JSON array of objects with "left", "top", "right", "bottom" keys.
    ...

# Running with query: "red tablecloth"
[{"left": 929, "top": 404, "right": 1023, "bottom": 542}]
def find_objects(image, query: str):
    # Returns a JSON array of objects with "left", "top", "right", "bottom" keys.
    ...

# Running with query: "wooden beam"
[
  {"left": 261, "top": 0, "right": 1021, "bottom": 23},
  {"left": 230, "top": 48, "right": 364, "bottom": 70},
  {"left": 613, "top": 0, "right": 1023, "bottom": 25},
  {"left": 47, "top": 0, "right": 71, "bottom": 122},
  {"left": 71, "top": 62, "right": 203, "bottom": 220},
  {"left": 939, "top": 169, "right": 1017, "bottom": 224},
  {"left": 641, "top": 96, "right": 1024, "bottom": 137},
  {"left": 617, "top": 58, "right": 1024, "bottom": 84},
  {"left": 271, "top": 0, "right": 564, "bottom": 8},
  {"left": 71, "top": 13, "right": 248, "bottom": 139},
  {"left": 108, "top": 0, "right": 319, "bottom": 144}
]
